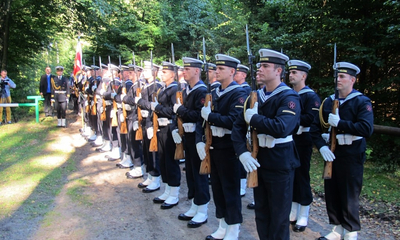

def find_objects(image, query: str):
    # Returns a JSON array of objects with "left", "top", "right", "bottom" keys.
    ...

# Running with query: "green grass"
[
  {"left": 310, "top": 149, "right": 400, "bottom": 207},
  {"left": 66, "top": 178, "right": 93, "bottom": 206},
  {"left": 0, "top": 118, "right": 76, "bottom": 219}
]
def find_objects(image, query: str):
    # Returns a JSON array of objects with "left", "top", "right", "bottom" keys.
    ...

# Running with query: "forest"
[{"left": 1, "top": 0, "right": 399, "bottom": 169}]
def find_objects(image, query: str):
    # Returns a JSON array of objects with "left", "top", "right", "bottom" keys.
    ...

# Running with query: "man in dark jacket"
[{"left": 40, "top": 66, "right": 54, "bottom": 117}]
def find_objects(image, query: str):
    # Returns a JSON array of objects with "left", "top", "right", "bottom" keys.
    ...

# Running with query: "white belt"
[
  {"left": 117, "top": 103, "right": 122, "bottom": 109},
  {"left": 296, "top": 126, "right": 310, "bottom": 135},
  {"left": 211, "top": 126, "right": 231, "bottom": 137},
  {"left": 96, "top": 95, "right": 102, "bottom": 100},
  {"left": 257, "top": 134, "right": 293, "bottom": 148},
  {"left": 141, "top": 110, "right": 149, "bottom": 118},
  {"left": 105, "top": 100, "right": 112, "bottom": 106},
  {"left": 302, "top": 127, "right": 310, "bottom": 132},
  {"left": 158, "top": 118, "right": 172, "bottom": 126},
  {"left": 55, "top": 90, "right": 66, "bottom": 94},
  {"left": 183, "top": 123, "right": 196, "bottom": 133},
  {"left": 125, "top": 104, "right": 132, "bottom": 111},
  {"left": 336, "top": 134, "right": 363, "bottom": 145}
]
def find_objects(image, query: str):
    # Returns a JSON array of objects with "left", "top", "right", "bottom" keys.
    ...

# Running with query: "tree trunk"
[{"left": 0, "top": 0, "right": 12, "bottom": 69}]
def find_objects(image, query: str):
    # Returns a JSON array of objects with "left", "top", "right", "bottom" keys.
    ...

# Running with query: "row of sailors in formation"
[{"left": 62, "top": 48, "right": 372, "bottom": 240}]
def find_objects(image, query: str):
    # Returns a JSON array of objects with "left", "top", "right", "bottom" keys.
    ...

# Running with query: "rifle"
[
  {"left": 135, "top": 51, "right": 144, "bottom": 140},
  {"left": 100, "top": 56, "right": 107, "bottom": 121},
  {"left": 149, "top": 50, "right": 159, "bottom": 152},
  {"left": 119, "top": 55, "right": 128, "bottom": 134},
  {"left": 246, "top": 24, "right": 259, "bottom": 188},
  {"left": 91, "top": 57, "right": 99, "bottom": 116},
  {"left": 172, "top": 43, "right": 185, "bottom": 160},
  {"left": 109, "top": 56, "right": 119, "bottom": 127},
  {"left": 323, "top": 43, "right": 338, "bottom": 179},
  {"left": 199, "top": 37, "right": 212, "bottom": 175}
]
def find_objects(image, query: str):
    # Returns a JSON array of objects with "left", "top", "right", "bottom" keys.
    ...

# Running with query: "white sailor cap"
[
  {"left": 55, "top": 66, "right": 64, "bottom": 71},
  {"left": 258, "top": 49, "right": 289, "bottom": 65},
  {"left": 120, "top": 65, "right": 129, "bottom": 71},
  {"left": 182, "top": 57, "right": 203, "bottom": 68},
  {"left": 127, "top": 64, "right": 137, "bottom": 71},
  {"left": 101, "top": 63, "right": 108, "bottom": 69},
  {"left": 288, "top": 60, "right": 311, "bottom": 73},
  {"left": 90, "top": 65, "right": 100, "bottom": 70},
  {"left": 162, "top": 61, "right": 176, "bottom": 71},
  {"left": 207, "top": 63, "right": 216, "bottom": 70},
  {"left": 82, "top": 65, "right": 91, "bottom": 71},
  {"left": 144, "top": 61, "right": 160, "bottom": 70},
  {"left": 178, "top": 66, "right": 184, "bottom": 72},
  {"left": 236, "top": 64, "right": 249, "bottom": 73},
  {"left": 108, "top": 64, "right": 120, "bottom": 71},
  {"left": 334, "top": 62, "right": 360, "bottom": 76},
  {"left": 215, "top": 54, "right": 240, "bottom": 68}
]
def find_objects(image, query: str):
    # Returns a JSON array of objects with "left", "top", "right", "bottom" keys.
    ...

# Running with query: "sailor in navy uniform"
[
  {"left": 135, "top": 61, "right": 163, "bottom": 192},
  {"left": 79, "top": 66, "right": 91, "bottom": 136},
  {"left": 172, "top": 57, "right": 210, "bottom": 228},
  {"left": 197, "top": 54, "right": 247, "bottom": 240},
  {"left": 120, "top": 64, "right": 144, "bottom": 177},
  {"left": 207, "top": 63, "right": 220, "bottom": 90},
  {"left": 91, "top": 64, "right": 108, "bottom": 147},
  {"left": 51, "top": 66, "right": 70, "bottom": 127},
  {"left": 287, "top": 59, "right": 321, "bottom": 232},
  {"left": 234, "top": 64, "right": 251, "bottom": 95},
  {"left": 149, "top": 61, "right": 181, "bottom": 210},
  {"left": 86, "top": 65, "right": 101, "bottom": 142},
  {"left": 311, "top": 62, "right": 374, "bottom": 240},
  {"left": 232, "top": 49, "right": 301, "bottom": 240}
]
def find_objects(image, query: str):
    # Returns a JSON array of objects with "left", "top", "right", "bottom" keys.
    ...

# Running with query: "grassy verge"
[
  {"left": 0, "top": 117, "right": 76, "bottom": 219},
  {"left": 310, "top": 148, "right": 400, "bottom": 207}
]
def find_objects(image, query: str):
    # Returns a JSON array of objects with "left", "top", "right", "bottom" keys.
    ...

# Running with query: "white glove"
[
  {"left": 111, "top": 92, "right": 117, "bottom": 99},
  {"left": 119, "top": 113, "right": 125, "bottom": 122},
  {"left": 121, "top": 93, "right": 126, "bottom": 100},
  {"left": 239, "top": 152, "right": 260, "bottom": 173},
  {"left": 245, "top": 102, "right": 258, "bottom": 124},
  {"left": 319, "top": 146, "right": 335, "bottom": 162},
  {"left": 321, "top": 133, "right": 330, "bottom": 143},
  {"left": 100, "top": 89, "right": 105, "bottom": 95},
  {"left": 296, "top": 126, "right": 304, "bottom": 135},
  {"left": 172, "top": 129, "right": 182, "bottom": 144},
  {"left": 141, "top": 110, "right": 149, "bottom": 118},
  {"left": 135, "top": 93, "right": 141, "bottom": 104},
  {"left": 173, "top": 98, "right": 182, "bottom": 113},
  {"left": 150, "top": 97, "right": 158, "bottom": 111},
  {"left": 66, "top": 99, "right": 69, "bottom": 105},
  {"left": 51, "top": 99, "right": 55, "bottom": 103},
  {"left": 147, "top": 127, "right": 154, "bottom": 139},
  {"left": 196, "top": 142, "right": 206, "bottom": 161},
  {"left": 328, "top": 108, "right": 340, "bottom": 127},
  {"left": 201, "top": 102, "right": 211, "bottom": 121},
  {"left": 133, "top": 121, "right": 139, "bottom": 131},
  {"left": 92, "top": 85, "right": 97, "bottom": 92}
]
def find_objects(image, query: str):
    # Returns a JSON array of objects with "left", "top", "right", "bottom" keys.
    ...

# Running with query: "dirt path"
[{"left": 1, "top": 113, "right": 397, "bottom": 240}]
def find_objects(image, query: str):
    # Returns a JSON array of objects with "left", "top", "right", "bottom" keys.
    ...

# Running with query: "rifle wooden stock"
[
  {"left": 112, "top": 100, "right": 118, "bottom": 127},
  {"left": 120, "top": 87, "right": 128, "bottom": 134},
  {"left": 174, "top": 91, "right": 185, "bottom": 160},
  {"left": 101, "top": 83, "right": 107, "bottom": 121},
  {"left": 91, "top": 93, "right": 97, "bottom": 115},
  {"left": 199, "top": 93, "right": 212, "bottom": 175},
  {"left": 247, "top": 91, "right": 259, "bottom": 188},
  {"left": 323, "top": 99, "right": 339, "bottom": 179},
  {"left": 149, "top": 93, "right": 158, "bottom": 152},
  {"left": 135, "top": 87, "right": 143, "bottom": 140}
]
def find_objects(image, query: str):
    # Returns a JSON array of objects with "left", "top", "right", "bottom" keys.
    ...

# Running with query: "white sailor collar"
[
  {"left": 298, "top": 86, "right": 315, "bottom": 95},
  {"left": 258, "top": 83, "right": 292, "bottom": 103},
  {"left": 215, "top": 81, "right": 241, "bottom": 97},
  {"left": 185, "top": 80, "right": 207, "bottom": 96},
  {"left": 329, "top": 90, "right": 362, "bottom": 104}
]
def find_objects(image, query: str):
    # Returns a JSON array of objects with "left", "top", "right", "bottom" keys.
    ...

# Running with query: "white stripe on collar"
[
  {"left": 258, "top": 85, "right": 292, "bottom": 103},
  {"left": 215, "top": 84, "right": 241, "bottom": 97},
  {"left": 298, "top": 87, "right": 314, "bottom": 95},
  {"left": 186, "top": 83, "right": 207, "bottom": 96},
  {"left": 329, "top": 91, "right": 362, "bottom": 104}
]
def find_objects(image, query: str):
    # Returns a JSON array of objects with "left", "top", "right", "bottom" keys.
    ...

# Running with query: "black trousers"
[
  {"left": 158, "top": 125, "right": 180, "bottom": 186},
  {"left": 325, "top": 153, "right": 365, "bottom": 232},
  {"left": 71, "top": 94, "right": 79, "bottom": 114},
  {"left": 292, "top": 142, "right": 313, "bottom": 205},
  {"left": 126, "top": 119, "right": 143, "bottom": 167},
  {"left": 43, "top": 93, "right": 52, "bottom": 116},
  {"left": 102, "top": 105, "right": 112, "bottom": 141},
  {"left": 56, "top": 101, "right": 67, "bottom": 119},
  {"left": 142, "top": 122, "right": 160, "bottom": 177},
  {"left": 184, "top": 133, "right": 210, "bottom": 206},
  {"left": 210, "top": 147, "right": 242, "bottom": 225},
  {"left": 254, "top": 168, "right": 294, "bottom": 240},
  {"left": 96, "top": 101, "right": 103, "bottom": 136}
]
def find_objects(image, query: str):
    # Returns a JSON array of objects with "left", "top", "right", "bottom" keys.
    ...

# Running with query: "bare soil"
[{"left": 0, "top": 112, "right": 398, "bottom": 240}]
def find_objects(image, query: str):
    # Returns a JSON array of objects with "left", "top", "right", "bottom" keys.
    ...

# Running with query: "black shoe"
[
  {"left": 317, "top": 238, "right": 328, "bottom": 240},
  {"left": 143, "top": 187, "right": 160, "bottom": 193},
  {"left": 178, "top": 214, "right": 193, "bottom": 221},
  {"left": 205, "top": 235, "right": 222, "bottom": 240},
  {"left": 153, "top": 197, "right": 165, "bottom": 204},
  {"left": 293, "top": 224, "right": 306, "bottom": 232},
  {"left": 247, "top": 203, "right": 255, "bottom": 210},
  {"left": 187, "top": 219, "right": 207, "bottom": 228},
  {"left": 137, "top": 182, "right": 148, "bottom": 188},
  {"left": 160, "top": 201, "right": 178, "bottom": 209},
  {"left": 241, "top": 193, "right": 245, "bottom": 198},
  {"left": 290, "top": 220, "right": 296, "bottom": 225}
]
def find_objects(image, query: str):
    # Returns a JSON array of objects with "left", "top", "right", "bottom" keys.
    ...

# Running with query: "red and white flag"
[{"left": 73, "top": 39, "right": 82, "bottom": 76}]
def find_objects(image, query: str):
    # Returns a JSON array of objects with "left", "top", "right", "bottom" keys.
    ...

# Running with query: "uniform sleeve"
[
  {"left": 207, "top": 89, "right": 247, "bottom": 130},
  {"left": 250, "top": 92, "right": 301, "bottom": 138},
  {"left": 154, "top": 88, "right": 176, "bottom": 119},
  {"left": 103, "top": 84, "right": 113, "bottom": 100},
  {"left": 231, "top": 96, "right": 251, "bottom": 157},
  {"left": 300, "top": 92, "right": 321, "bottom": 127},
  {"left": 177, "top": 89, "right": 207, "bottom": 122},
  {"left": 337, "top": 97, "right": 374, "bottom": 137},
  {"left": 310, "top": 97, "right": 331, "bottom": 150}
]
